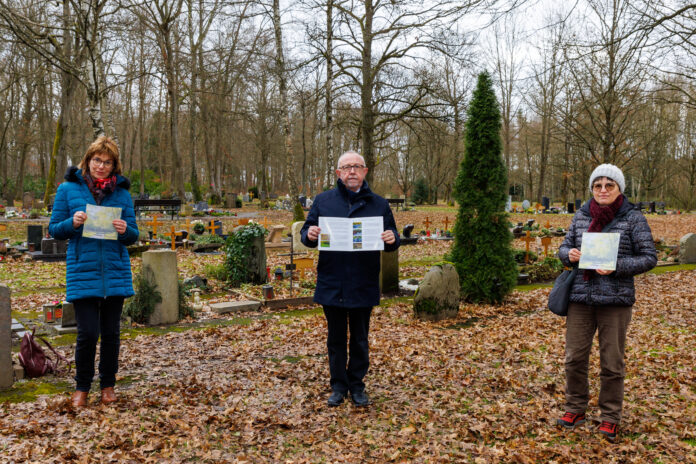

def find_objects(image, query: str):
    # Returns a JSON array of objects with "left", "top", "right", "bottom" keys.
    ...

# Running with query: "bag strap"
[{"left": 36, "top": 334, "right": 72, "bottom": 374}]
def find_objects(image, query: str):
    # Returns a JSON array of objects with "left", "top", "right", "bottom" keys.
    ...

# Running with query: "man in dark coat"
[{"left": 301, "top": 151, "right": 400, "bottom": 407}]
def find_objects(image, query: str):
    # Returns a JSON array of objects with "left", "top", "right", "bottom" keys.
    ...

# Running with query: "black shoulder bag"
[{"left": 548, "top": 217, "right": 620, "bottom": 316}]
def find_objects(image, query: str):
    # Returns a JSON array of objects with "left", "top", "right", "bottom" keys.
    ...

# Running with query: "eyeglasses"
[
  {"left": 592, "top": 182, "right": 616, "bottom": 192},
  {"left": 338, "top": 164, "right": 366, "bottom": 171},
  {"left": 91, "top": 157, "right": 113, "bottom": 168}
]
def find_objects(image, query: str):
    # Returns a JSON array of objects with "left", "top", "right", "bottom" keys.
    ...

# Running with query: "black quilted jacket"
[{"left": 558, "top": 196, "right": 657, "bottom": 307}]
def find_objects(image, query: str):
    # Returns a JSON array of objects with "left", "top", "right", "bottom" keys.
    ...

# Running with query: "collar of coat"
[
  {"left": 579, "top": 194, "right": 634, "bottom": 219},
  {"left": 336, "top": 178, "right": 372, "bottom": 200},
  {"left": 64, "top": 166, "right": 131, "bottom": 191}
]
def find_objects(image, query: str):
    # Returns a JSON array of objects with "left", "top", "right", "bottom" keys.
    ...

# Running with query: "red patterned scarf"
[
  {"left": 84, "top": 173, "right": 117, "bottom": 205},
  {"left": 583, "top": 194, "right": 623, "bottom": 280}
]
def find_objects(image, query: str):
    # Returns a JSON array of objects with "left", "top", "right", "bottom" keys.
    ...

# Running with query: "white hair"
[{"left": 337, "top": 151, "right": 365, "bottom": 168}]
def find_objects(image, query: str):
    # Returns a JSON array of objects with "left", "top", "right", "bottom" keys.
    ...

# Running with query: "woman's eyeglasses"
[
  {"left": 592, "top": 182, "right": 616, "bottom": 192},
  {"left": 91, "top": 157, "right": 113, "bottom": 168}
]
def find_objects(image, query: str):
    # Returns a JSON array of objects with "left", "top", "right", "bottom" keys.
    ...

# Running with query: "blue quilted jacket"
[
  {"left": 301, "top": 179, "right": 400, "bottom": 308},
  {"left": 49, "top": 167, "right": 139, "bottom": 302},
  {"left": 558, "top": 196, "right": 657, "bottom": 307}
]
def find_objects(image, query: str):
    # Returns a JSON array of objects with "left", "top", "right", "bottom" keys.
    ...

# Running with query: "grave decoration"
[
  {"left": 520, "top": 231, "right": 534, "bottom": 264},
  {"left": 146, "top": 214, "right": 165, "bottom": 238},
  {"left": 401, "top": 224, "right": 418, "bottom": 245},
  {"left": 206, "top": 220, "right": 222, "bottom": 236},
  {"left": 164, "top": 226, "right": 183, "bottom": 250}
]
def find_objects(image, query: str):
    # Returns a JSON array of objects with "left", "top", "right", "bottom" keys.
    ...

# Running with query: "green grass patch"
[
  {"left": 400, "top": 256, "right": 443, "bottom": 268},
  {"left": 648, "top": 263, "right": 696, "bottom": 275},
  {"left": 0, "top": 379, "right": 72, "bottom": 403},
  {"left": 379, "top": 296, "right": 414, "bottom": 307},
  {"left": 515, "top": 282, "right": 554, "bottom": 292},
  {"left": 683, "top": 438, "right": 696, "bottom": 446}
]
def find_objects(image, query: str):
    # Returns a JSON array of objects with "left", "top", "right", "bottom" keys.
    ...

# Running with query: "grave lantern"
[{"left": 43, "top": 303, "right": 55, "bottom": 323}]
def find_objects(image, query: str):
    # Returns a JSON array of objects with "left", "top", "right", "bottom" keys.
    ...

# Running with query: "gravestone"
[
  {"left": 291, "top": 221, "right": 312, "bottom": 252},
  {"left": 1, "top": 285, "right": 12, "bottom": 389},
  {"left": 247, "top": 235, "right": 267, "bottom": 284},
  {"left": 267, "top": 225, "right": 286, "bottom": 243},
  {"left": 567, "top": 202, "right": 575, "bottom": 214},
  {"left": 194, "top": 201, "right": 208, "bottom": 212},
  {"left": 142, "top": 250, "right": 179, "bottom": 325},
  {"left": 678, "top": 233, "right": 696, "bottom": 264},
  {"left": 243, "top": 194, "right": 250, "bottom": 203},
  {"left": 542, "top": 197, "right": 550, "bottom": 211},
  {"left": 181, "top": 204, "right": 193, "bottom": 216},
  {"left": 184, "top": 192, "right": 194, "bottom": 202},
  {"left": 213, "top": 220, "right": 223, "bottom": 236},
  {"left": 649, "top": 201, "right": 656, "bottom": 214},
  {"left": 22, "top": 192, "right": 34, "bottom": 211},
  {"left": 56, "top": 301, "right": 77, "bottom": 334},
  {"left": 224, "top": 192, "right": 237, "bottom": 208},
  {"left": 305, "top": 198, "right": 313, "bottom": 209},
  {"left": 298, "top": 195, "right": 307, "bottom": 208},
  {"left": 505, "top": 195, "right": 512, "bottom": 213},
  {"left": 379, "top": 249, "right": 399, "bottom": 293},
  {"left": 41, "top": 238, "right": 68, "bottom": 255},
  {"left": 402, "top": 224, "right": 414, "bottom": 238},
  {"left": 413, "top": 263, "right": 460, "bottom": 321},
  {"left": 210, "top": 301, "right": 261, "bottom": 314},
  {"left": 27, "top": 225, "right": 43, "bottom": 249},
  {"left": 575, "top": 199, "right": 581, "bottom": 210},
  {"left": 521, "top": 199, "right": 531, "bottom": 210}
]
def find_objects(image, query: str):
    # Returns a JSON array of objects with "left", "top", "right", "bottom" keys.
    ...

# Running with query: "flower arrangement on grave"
[
  {"left": 192, "top": 220, "right": 205, "bottom": 235},
  {"left": 5, "top": 210, "right": 18, "bottom": 218}
]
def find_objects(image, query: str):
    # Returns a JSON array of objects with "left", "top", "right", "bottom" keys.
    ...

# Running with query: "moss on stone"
[{"left": 0, "top": 379, "right": 72, "bottom": 403}]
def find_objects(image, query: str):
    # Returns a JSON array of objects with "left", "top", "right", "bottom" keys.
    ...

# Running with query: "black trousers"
[
  {"left": 73, "top": 296, "right": 124, "bottom": 392},
  {"left": 323, "top": 305, "right": 372, "bottom": 394}
]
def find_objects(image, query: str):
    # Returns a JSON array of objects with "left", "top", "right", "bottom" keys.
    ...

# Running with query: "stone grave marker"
[
  {"left": 521, "top": 199, "right": 531, "bottom": 210},
  {"left": 243, "top": 193, "right": 250, "bottom": 202},
  {"left": 379, "top": 249, "right": 399, "bottom": 293},
  {"left": 267, "top": 225, "right": 286, "bottom": 243},
  {"left": 22, "top": 192, "right": 34, "bottom": 211},
  {"left": 1, "top": 285, "right": 12, "bottom": 389},
  {"left": 27, "top": 225, "right": 43, "bottom": 250},
  {"left": 678, "top": 233, "right": 696, "bottom": 264},
  {"left": 41, "top": 237, "right": 68, "bottom": 255},
  {"left": 194, "top": 201, "right": 209, "bottom": 212},
  {"left": 542, "top": 197, "right": 550, "bottom": 211},
  {"left": 210, "top": 301, "right": 261, "bottom": 314},
  {"left": 567, "top": 202, "right": 575, "bottom": 214},
  {"left": 248, "top": 234, "right": 267, "bottom": 283},
  {"left": 291, "top": 221, "right": 312, "bottom": 252},
  {"left": 142, "top": 250, "right": 179, "bottom": 325},
  {"left": 181, "top": 204, "right": 193, "bottom": 216},
  {"left": 305, "top": 198, "right": 313, "bottom": 209},
  {"left": 413, "top": 263, "right": 459, "bottom": 321},
  {"left": 184, "top": 192, "right": 194, "bottom": 202},
  {"left": 55, "top": 301, "right": 77, "bottom": 334},
  {"left": 505, "top": 195, "right": 512, "bottom": 212},
  {"left": 575, "top": 199, "right": 581, "bottom": 210}
]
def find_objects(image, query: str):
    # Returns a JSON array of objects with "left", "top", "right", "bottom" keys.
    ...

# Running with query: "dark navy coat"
[
  {"left": 558, "top": 196, "right": 657, "bottom": 307},
  {"left": 301, "top": 180, "right": 400, "bottom": 308},
  {"left": 49, "top": 167, "right": 139, "bottom": 302}
]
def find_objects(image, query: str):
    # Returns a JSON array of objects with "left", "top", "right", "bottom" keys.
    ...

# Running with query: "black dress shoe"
[
  {"left": 350, "top": 390, "right": 369, "bottom": 407},
  {"left": 327, "top": 391, "right": 346, "bottom": 407}
]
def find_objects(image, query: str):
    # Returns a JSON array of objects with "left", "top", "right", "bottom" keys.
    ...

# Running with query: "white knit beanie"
[{"left": 589, "top": 164, "right": 625, "bottom": 193}]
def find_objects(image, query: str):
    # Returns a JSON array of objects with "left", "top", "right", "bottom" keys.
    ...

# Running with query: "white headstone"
[
  {"left": 142, "top": 250, "right": 179, "bottom": 325},
  {"left": 505, "top": 195, "right": 512, "bottom": 213},
  {"left": 678, "top": 233, "right": 696, "bottom": 264},
  {"left": 521, "top": 199, "right": 531, "bottom": 210},
  {"left": 291, "top": 222, "right": 312, "bottom": 252}
]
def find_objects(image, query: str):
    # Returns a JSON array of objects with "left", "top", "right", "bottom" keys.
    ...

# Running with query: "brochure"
[
  {"left": 83, "top": 204, "right": 122, "bottom": 240},
  {"left": 579, "top": 232, "right": 620, "bottom": 271},
  {"left": 317, "top": 216, "right": 384, "bottom": 252}
]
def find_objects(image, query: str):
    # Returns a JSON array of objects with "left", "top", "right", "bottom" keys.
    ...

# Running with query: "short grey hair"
[{"left": 337, "top": 151, "right": 365, "bottom": 169}]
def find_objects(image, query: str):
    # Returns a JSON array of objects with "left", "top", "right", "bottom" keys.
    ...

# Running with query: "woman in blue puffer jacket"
[
  {"left": 555, "top": 164, "right": 656, "bottom": 442},
  {"left": 49, "top": 136, "right": 139, "bottom": 408}
]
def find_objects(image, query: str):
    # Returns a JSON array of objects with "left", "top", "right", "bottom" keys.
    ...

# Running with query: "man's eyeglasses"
[
  {"left": 338, "top": 164, "right": 366, "bottom": 171},
  {"left": 592, "top": 182, "right": 616, "bottom": 192},
  {"left": 91, "top": 157, "right": 113, "bottom": 168}
]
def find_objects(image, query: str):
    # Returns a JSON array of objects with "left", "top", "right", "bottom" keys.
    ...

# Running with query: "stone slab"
[
  {"left": 60, "top": 302, "right": 76, "bottom": 327},
  {"left": 210, "top": 301, "right": 262, "bottom": 314},
  {"left": 1, "top": 285, "right": 12, "bottom": 389},
  {"left": 380, "top": 249, "right": 399, "bottom": 293},
  {"left": 678, "top": 233, "right": 696, "bottom": 264},
  {"left": 55, "top": 326, "right": 78, "bottom": 334},
  {"left": 143, "top": 250, "right": 179, "bottom": 325},
  {"left": 14, "top": 365, "right": 24, "bottom": 380}
]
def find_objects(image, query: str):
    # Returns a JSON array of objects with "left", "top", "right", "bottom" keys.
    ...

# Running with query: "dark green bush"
[{"left": 123, "top": 265, "right": 162, "bottom": 324}]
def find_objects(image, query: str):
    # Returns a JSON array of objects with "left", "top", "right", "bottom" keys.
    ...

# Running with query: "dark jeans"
[
  {"left": 323, "top": 305, "right": 372, "bottom": 394},
  {"left": 565, "top": 302, "right": 632, "bottom": 423},
  {"left": 73, "top": 296, "right": 124, "bottom": 392}
]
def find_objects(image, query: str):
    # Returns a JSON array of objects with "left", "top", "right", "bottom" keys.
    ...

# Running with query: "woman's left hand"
[
  {"left": 113, "top": 219, "right": 127, "bottom": 235},
  {"left": 596, "top": 269, "right": 613, "bottom": 275}
]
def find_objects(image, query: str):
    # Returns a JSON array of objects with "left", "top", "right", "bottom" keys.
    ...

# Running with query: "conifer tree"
[{"left": 449, "top": 72, "right": 517, "bottom": 303}]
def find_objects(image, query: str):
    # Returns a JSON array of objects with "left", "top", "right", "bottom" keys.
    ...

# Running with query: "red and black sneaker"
[
  {"left": 599, "top": 421, "right": 618, "bottom": 442},
  {"left": 556, "top": 411, "right": 586, "bottom": 429}
]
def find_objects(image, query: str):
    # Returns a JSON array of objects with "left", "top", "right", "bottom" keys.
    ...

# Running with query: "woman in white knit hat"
[{"left": 555, "top": 164, "right": 657, "bottom": 442}]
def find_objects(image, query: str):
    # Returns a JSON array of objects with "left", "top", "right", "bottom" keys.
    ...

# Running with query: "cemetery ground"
[{"left": 1, "top": 205, "right": 695, "bottom": 462}]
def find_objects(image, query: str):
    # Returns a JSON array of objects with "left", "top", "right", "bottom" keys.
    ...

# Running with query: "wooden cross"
[
  {"left": 443, "top": 217, "right": 450, "bottom": 231},
  {"left": 146, "top": 214, "right": 164, "bottom": 236},
  {"left": 544, "top": 221, "right": 551, "bottom": 229},
  {"left": 261, "top": 216, "right": 269, "bottom": 229},
  {"left": 424, "top": 216, "right": 432, "bottom": 231},
  {"left": 0, "top": 223, "right": 6, "bottom": 232},
  {"left": 294, "top": 257, "right": 314, "bottom": 279},
  {"left": 237, "top": 217, "right": 250, "bottom": 226},
  {"left": 521, "top": 231, "right": 535, "bottom": 264},
  {"left": 541, "top": 236, "right": 553, "bottom": 258},
  {"left": 163, "top": 226, "right": 182, "bottom": 250},
  {"left": 206, "top": 220, "right": 221, "bottom": 235},
  {"left": 182, "top": 219, "right": 192, "bottom": 234}
]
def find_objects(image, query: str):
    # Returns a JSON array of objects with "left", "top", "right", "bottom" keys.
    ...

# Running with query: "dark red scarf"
[
  {"left": 84, "top": 173, "right": 117, "bottom": 205},
  {"left": 583, "top": 194, "right": 623, "bottom": 280}
]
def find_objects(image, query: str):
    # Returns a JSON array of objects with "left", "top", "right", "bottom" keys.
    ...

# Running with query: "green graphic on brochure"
[
  {"left": 83, "top": 204, "right": 122, "bottom": 240},
  {"left": 579, "top": 232, "right": 620, "bottom": 271}
]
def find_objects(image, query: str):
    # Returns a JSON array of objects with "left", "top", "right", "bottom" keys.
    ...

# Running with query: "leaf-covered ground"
[
  {"left": 1, "top": 207, "right": 695, "bottom": 462},
  {"left": 1, "top": 269, "right": 695, "bottom": 463}
]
